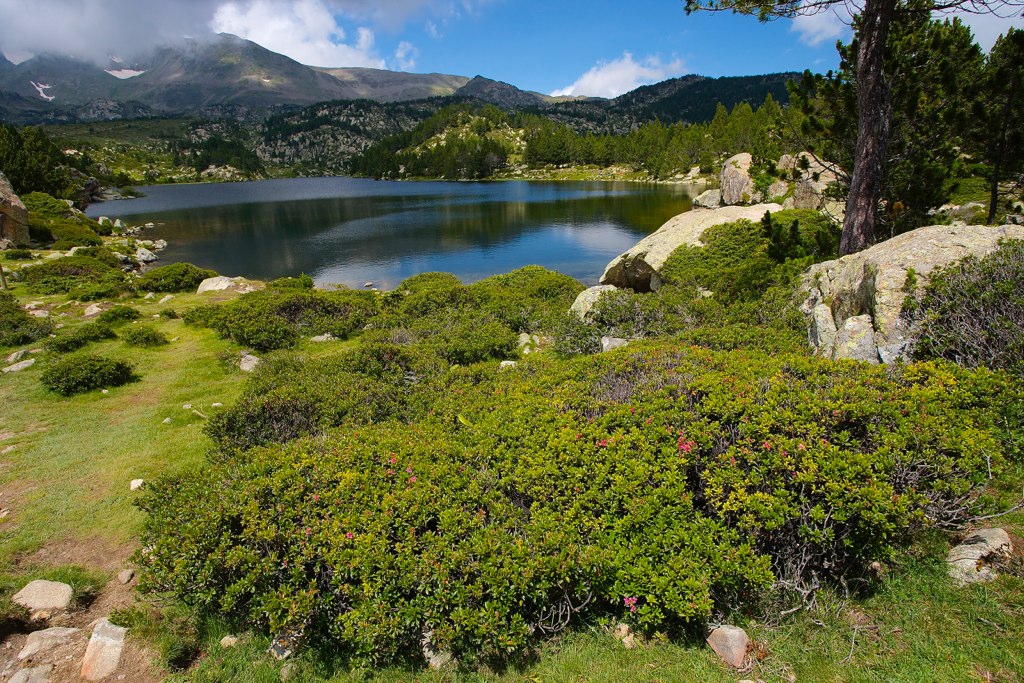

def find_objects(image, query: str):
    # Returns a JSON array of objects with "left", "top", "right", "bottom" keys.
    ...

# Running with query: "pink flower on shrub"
[
  {"left": 406, "top": 466, "right": 413, "bottom": 474},
  {"left": 762, "top": 441, "right": 772, "bottom": 450},
  {"left": 623, "top": 596, "right": 638, "bottom": 613},
  {"left": 346, "top": 532, "right": 354, "bottom": 540},
  {"left": 409, "top": 476, "right": 417, "bottom": 483},
  {"left": 312, "top": 494, "right": 320, "bottom": 502},
  {"left": 677, "top": 438, "right": 695, "bottom": 453},
  {"left": 598, "top": 439, "right": 608, "bottom": 447}
]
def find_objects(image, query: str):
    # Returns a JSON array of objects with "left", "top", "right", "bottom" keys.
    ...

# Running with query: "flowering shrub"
[{"left": 136, "top": 340, "right": 1019, "bottom": 665}]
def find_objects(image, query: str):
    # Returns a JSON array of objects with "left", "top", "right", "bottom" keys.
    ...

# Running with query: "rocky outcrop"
[
  {"left": 600, "top": 203, "right": 783, "bottom": 292},
  {"left": 800, "top": 223, "right": 1024, "bottom": 363},
  {"left": 781, "top": 152, "right": 842, "bottom": 212},
  {"left": 693, "top": 189, "right": 721, "bottom": 209},
  {"left": 570, "top": 285, "right": 618, "bottom": 319},
  {"left": 197, "top": 276, "right": 263, "bottom": 294},
  {"left": 719, "top": 153, "right": 754, "bottom": 205},
  {"left": 0, "top": 171, "right": 30, "bottom": 247}
]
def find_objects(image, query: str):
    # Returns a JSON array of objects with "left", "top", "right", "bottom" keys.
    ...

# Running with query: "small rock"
[
  {"left": 706, "top": 625, "right": 749, "bottom": 669},
  {"left": 28, "top": 310, "right": 49, "bottom": 318},
  {"left": 499, "top": 360, "right": 517, "bottom": 370},
  {"left": 6, "top": 349, "right": 27, "bottom": 364},
  {"left": 600, "top": 337, "right": 630, "bottom": 353},
  {"left": 101, "top": 389, "right": 109, "bottom": 395},
  {"left": 9, "top": 665, "right": 53, "bottom": 683},
  {"left": 162, "top": 417, "right": 171, "bottom": 424},
  {"left": 158, "top": 295, "right": 174, "bottom": 304},
  {"left": 130, "top": 479, "right": 145, "bottom": 491},
  {"left": 182, "top": 404, "right": 192, "bottom": 410},
  {"left": 13, "top": 580, "right": 73, "bottom": 613},
  {"left": 2, "top": 358, "right": 35, "bottom": 373},
  {"left": 421, "top": 630, "right": 454, "bottom": 670},
  {"left": 116, "top": 569, "right": 134, "bottom": 585},
  {"left": 947, "top": 528, "right": 1013, "bottom": 586},
  {"left": 211, "top": 402, "right": 223, "bottom": 408},
  {"left": 613, "top": 622, "right": 637, "bottom": 649},
  {"left": 363, "top": 282, "right": 374, "bottom": 288},
  {"left": 135, "top": 247, "right": 158, "bottom": 264},
  {"left": 143, "top": 292, "right": 155, "bottom": 300},
  {"left": 309, "top": 333, "right": 336, "bottom": 342},
  {"left": 82, "top": 303, "right": 108, "bottom": 318},
  {"left": 268, "top": 631, "right": 301, "bottom": 660},
  {"left": 18, "top": 627, "right": 79, "bottom": 660},
  {"left": 80, "top": 618, "right": 127, "bottom": 681},
  {"left": 518, "top": 332, "right": 541, "bottom": 354},
  {"left": 220, "top": 635, "right": 239, "bottom": 648},
  {"left": 239, "top": 353, "right": 260, "bottom": 373},
  {"left": 2, "top": 446, "right": 15, "bottom": 454}
]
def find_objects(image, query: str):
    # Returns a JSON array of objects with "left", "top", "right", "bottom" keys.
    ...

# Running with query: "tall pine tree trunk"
[{"left": 840, "top": 0, "right": 896, "bottom": 255}]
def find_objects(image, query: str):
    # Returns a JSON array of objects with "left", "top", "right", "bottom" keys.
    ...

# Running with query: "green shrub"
[
  {"left": 188, "top": 289, "right": 380, "bottom": 352},
  {"left": 267, "top": 273, "right": 314, "bottom": 290},
  {"left": 40, "top": 354, "right": 135, "bottom": 395},
  {"left": 160, "top": 308, "right": 179, "bottom": 319},
  {"left": 21, "top": 256, "right": 128, "bottom": 297},
  {"left": 0, "top": 291, "right": 52, "bottom": 348},
  {"left": 2, "top": 249, "right": 34, "bottom": 260},
  {"left": 23, "top": 192, "right": 105, "bottom": 248},
  {"left": 136, "top": 263, "right": 218, "bottom": 293},
  {"left": 68, "top": 246, "right": 125, "bottom": 269},
  {"left": 45, "top": 322, "right": 117, "bottom": 353},
  {"left": 137, "top": 342, "right": 1019, "bottom": 666},
  {"left": 121, "top": 325, "right": 169, "bottom": 347},
  {"left": 912, "top": 239, "right": 1024, "bottom": 375},
  {"left": 660, "top": 219, "right": 778, "bottom": 299},
  {"left": 97, "top": 306, "right": 142, "bottom": 326}
]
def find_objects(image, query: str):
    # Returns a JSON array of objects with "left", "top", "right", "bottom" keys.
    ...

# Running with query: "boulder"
[
  {"left": 129, "top": 479, "right": 145, "bottom": 491},
  {"left": 800, "top": 224, "right": 1024, "bottom": 363},
  {"left": 80, "top": 618, "right": 127, "bottom": 681},
  {"left": 600, "top": 204, "right": 783, "bottom": 292},
  {"left": 309, "top": 333, "right": 336, "bottom": 342},
  {"left": 767, "top": 179, "right": 790, "bottom": 202},
  {"left": 570, "top": 285, "right": 619, "bottom": 319},
  {"left": 135, "top": 247, "right": 158, "bottom": 263},
  {"left": 13, "top": 580, "right": 73, "bottom": 614},
  {"left": 693, "top": 188, "right": 722, "bottom": 209},
  {"left": 197, "top": 276, "right": 262, "bottom": 294},
  {"left": 706, "top": 625, "right": 749, "bottom": 668},
  {"left": 947, "top": 528, "right": 1012, "bottom": 586},
  {"left": 7, "top": 349, "right": 27, "bottom": 364},
  {"left": 157, "top": 294, "right": 173, "bottom": 305},
  {"left": 720, "top": 153, "right": 754, "bottom": 205},
  {"left": 239, "top": 353, "right": 260, "bottom": 373},
  {"left": 117, "top": 569, "right": 134, "bottom": 584},
  {"left": 82, "top": 302, "right": 110, "bottom": 318},
  {"left": 499, "top": 360, "right": 518, "bottom": 370},
  {"left": 9, "top": 666, "right": 53, "bottom": 683},
  {"left": 421, "top": 630, "right": 454, "bottom": 670},
  {"left": 2, "top": 358, "right": 35, "bottom": 373},
  {"left": 18, "top": 626, "right": 80, "bottom": 660},
  {"left": 613, "top": 623, "right": 637, "bottom": 649},
  {"left": 518, "top": 332, "right": 542, "bottom": 354},
  {"left": 220, "top": 635, "right": 240, "bottom": 648},
  {"left": 601, "top": 337, "right": 630, "bottom": 353},
  {"left": 0, "top": 171, "right": 30, "bottom": 247}
]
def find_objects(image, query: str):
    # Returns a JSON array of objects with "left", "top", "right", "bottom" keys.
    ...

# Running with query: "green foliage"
[
  {"left": 40, "top": 354, "right": 135, "bottom": 395},
  {"left": 21, "top": 256, "right": 130, "bottom": 299},
  {"left": 911, "top": 240, "right": 1024, "bottom": 375},
  {"left": 136, "top": 341, "right": 1019, "bottom": 666},
  {"left": 2, "top": 249, "right": 34, "bottom": 260},
  {"left": 121, "top": 325, "right": 170, "bottom": 348},
  {"left": 22, "top": 192, "right": 105, "bottom": 248},
  {"left": 96, "top": 306, "right": 142, "bottom": 326},
  {"left": 136, "top": 262, "right": 218, "bottom": 293},
  {"left": 67, "top": 246, "right": 125, "bottom": 269},
  {"left": 45, "top": 322, "right": 117, "bottom": 353},
  {"left": 0, "top": 290, "right": 52, "bottom": 348},
  {"left": 0, "top": 124, "right": 77, "bottom": 198},
  {"left": 660, "top": 219, "right": 778, "bottom": 299},
  {"left": 266, "top": 273, "right": 314, "bottom": 290},
  {"left": 186, "top": 289, "right": 380, "bottom": 352}
]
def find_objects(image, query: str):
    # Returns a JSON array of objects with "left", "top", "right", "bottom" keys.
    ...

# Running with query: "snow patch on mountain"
[
  {"left": 105, "top": 69, "right": 146, "bottom": 79},
  {"left": 29, "top": 81, "right": 54, "bottom": 101}
]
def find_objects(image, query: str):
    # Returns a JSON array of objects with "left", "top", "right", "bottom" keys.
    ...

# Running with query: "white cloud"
[
  {"left": 425, "top": 20, "right": 441, "bottom": 39},
  {"left": 551, "top": 52, "right": 685, "bottom": 99},
  {"left": 211, "top": 0, "right": 384, "bottom": 67},
  {"left": 395, "top": 41, "right": 418, "bottom": 70},
  {"left": 790, "top": 9, "right": 850, "bottom": 47}
]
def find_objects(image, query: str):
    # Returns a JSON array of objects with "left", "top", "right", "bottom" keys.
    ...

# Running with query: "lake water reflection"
[{"left": 88, "top": 177, "right": 696, "bottom": 288}]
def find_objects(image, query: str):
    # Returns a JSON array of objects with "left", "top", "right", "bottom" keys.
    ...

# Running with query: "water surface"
[{"left": 88, "top": 178, "right": 696, "bottom": 288}]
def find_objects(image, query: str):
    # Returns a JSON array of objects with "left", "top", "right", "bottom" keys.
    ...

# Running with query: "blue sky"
[{"left": 2, "top": 0, "right": 1022, "bottom": 97}]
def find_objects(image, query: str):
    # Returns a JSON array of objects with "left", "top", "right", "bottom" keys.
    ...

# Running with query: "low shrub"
[
  {"left": 187, "top": 289, "right": 380, "bottom": 352},
  {"left": 40, "top": 354, "right": 135, "bottom": 395},
  {"left": 267, "top": 273, "right": 314, "bottom": 290},
  {"left": 21, "top": 256, "right": 129, "bottom": 298},
  {"left": 136, "top": 263, "right": 218, "bottom": 293},
  {"left": 45, "top": 322, "right": 117, "bottom": 353},
  {"left": 0, "top": 291, "right": 52, "bottom": 348},
  {"left": 911, "top": 239, "right": 1024, "bottom": 376},
  {"left": 2, "top": 249, "right": 34, "bottom": 260},
  {"left": 97, "top": 306, "right": 142, "bottom": 326},
  {"left": 136, "top": 342, "right": 1020, "bottom": 665},
  {"left": 23, "top": 192, "right": 105, "bottom": 248},
  {"left": 159, "top": 308, "right": 179, "bottom": 319},
  {"left": 68, "top": 246, "right": 125, "bottom": 270},
  {"left": 121, "top": 325, "right": 169, "bottom": 347}
]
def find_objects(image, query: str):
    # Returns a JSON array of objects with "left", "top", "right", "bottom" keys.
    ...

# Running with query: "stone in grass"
[
  {"left": 80, "top": 618, "right": 127, "bottom": 681},
  {"left": 309, "top": 333, "right": 336, "bottom": 342},
  {"left": 947, "top": 528, "right": 1013, "bottom": 586},
  {"left": 220, "top": 635, "right": 240, "bottom": 648},
  {"left": 162, "top": 417, "right": 171, "bottom": 424},
  {"left": 2, "top": 358, "right": 35, "bottom": 373},
  {"left": 7, "top": 349, "right": 27, "bottom": 364},
  {"left": 9, "top": 665, "right": 53, "bottom": 683},
  {"left": 613, "top": 622, "right": 637, "bottom": 649},
  {"left": 421, "top": 630, "right": 454, "bottom": 670},
  {"left": 13, "top": 580, "right": 73, "bottom": 615},
  {"left": 130, "top": 479, "right": 145, "bottom": 491},
  {"left": 600, "top": 337, "right": 630, "bottom": 353},
  {"left": 239, "top": 353, "right": 260, "bottom": 373},
  {"left": 706, "top": 625, "right": 749, "bottom": 669},
  {"left": 499, "top": 360, "right": 517, "bottom": 370},
  {"left": 18, "top": 626, "right": 80, "bottom": 660},
  {"left": 268, "top": 631, "right": 302, "bottom": 660},
  {"left": 117, "top": 569, "right": 134, "bottom": 585}
]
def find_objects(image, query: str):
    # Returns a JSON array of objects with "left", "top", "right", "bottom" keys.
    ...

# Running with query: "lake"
[{"left": 86, "top": 177, "right": 698, "bottom": 289}]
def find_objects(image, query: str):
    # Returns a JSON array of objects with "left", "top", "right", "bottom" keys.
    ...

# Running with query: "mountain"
[
  {"left": 315, "top": 67, "right": 468, "bottom": 102},
  {"left": 610, "top": 73, "right": 798, "bottom": 123},
  {"left": 454, "top": 76, "right": 553, "bottom": 109},
  {"left": 0, "top": 52, "right": 120, "bottom": 105}
]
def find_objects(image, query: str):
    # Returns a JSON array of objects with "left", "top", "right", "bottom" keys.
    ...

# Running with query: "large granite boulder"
[
  {"left": 0, "top": 171, "right": 30, "bottom": 247},
  {"left": 800, "top": 223, "right": 1024, "bottom": 363},
  {"left": 719, "top": 153, "right": 754, "bottom": 205},
  {"left": 600, "top": 203, "right": 783, "bottom": 292},
  {"left": 780, "top": 152, "right": 842, "bottom": 212}
]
